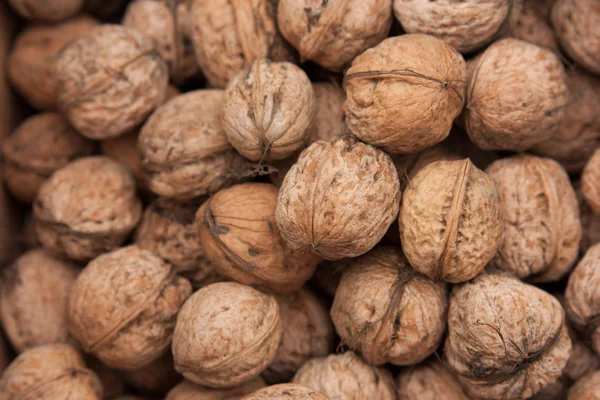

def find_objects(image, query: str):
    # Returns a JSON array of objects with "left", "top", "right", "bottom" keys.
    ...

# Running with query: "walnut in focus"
[
  {"left": 395, "top": 360, "right": 469, "bottom": 400},
  {"left": 166, "top": 378, "right": 266, "bottom": 400},
  {"left": 582, "top": 149, "right": 600, "bottom": 216},
  {"left": 568, "top": 371, "right": 600, "bottom": 400},
  {"left": 241, "top": 384, "right": 328, "bottom": 400},
  {"left": 7, "top": 0, "right": 85, "bottom": 22},
  {"left": 309, "top": 82, "right": 346, "bottom": 143},
  {"left": 391, "top": 144, "right": 461, "bottom": 191},
  {"left": 101, "top": 131, "right": 148, "bottom": 191},
  {"left": 123, "top": 352, "right": 182, "bottom": 395}
]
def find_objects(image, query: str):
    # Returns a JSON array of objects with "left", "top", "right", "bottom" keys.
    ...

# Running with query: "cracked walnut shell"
[
  {"left": 7, "top": 0, "right": 85, "bottom": 22},
  {"left": 166, "top": 377, "right": 266, "bottom": 400},
  {"left": 241, "top": 384, "right": 328, "bottom": 400},
  {"left": 395, "top": 360, "right": 469, "bottom": 400},
  {"left": 582, "top": 149, "right": 600, "bottom": 216}
]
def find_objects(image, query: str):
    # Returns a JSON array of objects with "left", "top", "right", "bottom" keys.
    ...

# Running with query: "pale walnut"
[
  {"left": 101, "top": 131, "right": 148, "bottom": 191},
  {"left": 582, "top": 149, "right": 600, "bottom": 216},
  {"left": 241, "top": 384, "right": 328, "bottom": 400},
  {"left": 568, "top": 371, "right": 600, "bottom": 400},
  {"left": 395, "top": 360, "right": 469, "bottom": 400},
  {"left": 123, "top": 352, "right": 182, "bottom": 395},
  {"left": 166, "top": 378, "right": 266, "bottom": 400},
  {"left": 7, "top": 0, "right": 85, "bottom": 22}
]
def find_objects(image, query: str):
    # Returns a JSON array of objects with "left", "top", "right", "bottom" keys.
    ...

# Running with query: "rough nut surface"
[
  {"left": 166, "top": 377, "right": 266, "bottom": 400},
  {"left": 101, "top": 131, "right": 148, "bottom": 191},
  {"left": 344, "top": 34, "right": 466, "bottom": 154},
  {"left": 400, "top": 159, "right": 503, "bottom": 283},
  {"left": 68, "top": 245, "right": 192, "bottom": 370},
  {"left": 7, "top": 0, "right": 85, "bottom": 22},
  {"left": 392, "top": 144, "right": 461, "bottom": 192},
  {"left": 172, "top": 282, "right": 282, "bottom": 388},
  {"left": 276, "top": 136, "right": 400, "bottom": 260},
  {"left": 568, "top": 371, "right": 600, "bottom": 400},
  {"left": 513, "top": 0, "right": 560, "bottom": 52},
  {"left": 241, "top": 384, "right": 328, "bottom": 400},
  {"left": 56, "top": 24, "right": 168, "bottom": 139},
  {"left": 582, "top": 149, "right": 600, "bottom": 216},
  {"left": 308, "top": 82, "right": 346, "bottom": 144},
  {"left": 395, "top": 360, "right": 469, "bottom": 400},
  {"left": 123, "top": 352, "right": 182, "bottom": 395}
]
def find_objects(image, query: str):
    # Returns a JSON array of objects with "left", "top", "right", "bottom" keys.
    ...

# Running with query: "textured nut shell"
[
  {"left": 464, "top": 38, "right": 568, "bottom": 151},
  {"left": 68, "top": 246, "right": 192, "bottom": 370},
  {"left": 395, "top": 360, "right": 469, "bottom": 400},
  {"left": 392, "top": 144, "right": 461, "bottom": 192},
  {"left": 223, "top": 59, "right": 315, "bottom": 161},
  {"left": 445, "top": 272, "right": 572, "bottom": 399},
  {"left": 7, "top": 0, "right": 85, "bottom": 22},
  {"left": 101, "top": 131, "right": 148, "bottom": 191},
  {"left": 400, "top": 159, "right": 503, "bottom": 283},
  {"left": 166, "top": 378, "right": 266, "bottom": 400},
  {"left": 172, "top": 282, "right": 282, "bottom": 388},
  {"left": 486, "top": 154, "right": 581, "bottom": 281},
  {"left": 576, "top": 181, "right": 600, "bottom": 254},
  {"left": 331, "top": 247, "right": 447, "bottom": 366},
  {"left": 0, "top": 344, "right": 103, "bottom": 400},
  {"left": 1, "top": 112, "right": 95, "bottom": 203},
  {"left": 292, "top": 351, "right": 396, "bottom": 400},
  {"left": 309, "top": 83, "right": 345, "bottom": 143},
  {"left": 7, "top": 16, "right": 98, "bottom": 110},
  {"left": 276, "top": 136, "right": 400, "bottom": 260},
  {"left": 514, "top": 1, "right": 560, "bottom": 51},
  {"left": 582, "top": 149, "right": 600, "bottom": 216},
  {"left": 568, "top": 371, "right": 600, "bottom": 400},
  {"left": 56, "top": 24, "right": 168, "bottom": 139},
  {"left": 344, "top": 34, "right": 466, "bottom": 154},
  {"left": 33, "top": 156, "right": 143, "bottom": 262},
  {"left": 123, "top": 352, "right": 182, "bottom": 394},
  {"left": 241, "top": 384, "right": 328, "bottom": 400}
]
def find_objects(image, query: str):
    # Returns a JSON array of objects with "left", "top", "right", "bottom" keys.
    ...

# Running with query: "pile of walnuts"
[{"left": 0, "top": 0, "right": 599, "bottom": 399}]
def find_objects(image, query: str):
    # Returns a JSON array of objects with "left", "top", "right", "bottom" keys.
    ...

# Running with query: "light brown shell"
[
  {"left": 123, "top": 352, "right": 182, "bottom": 395},
  {"left": 275, "top": 136, "right": 400, "bottom": 260},
  {"left": 392, "top": 144, "right": 461, "bottom": 192},
  {"left": 166, "top": 378, "right": 267, "bottom": 400},
  {"left": 464, "top": 38, "right": 568, "bottom": 151},
  {"left": 576, "top": 181, "right": 600, "bottom": 254},
  {"left": 568, "top": 371, "right": 600, "bottom": 400},
  {"left": 486, "top": 154, "right": 581, "bottom": 282},
  {"left": 7, "top": 15, "right": 98, "bottom": 110},
  {"left": 55, "top": 24, "right": 168, "bottom": 140},
  {"left": 7, "top": 0, "right": 85, "bottom": 22},
  {"left": 0, "top": 344, "right": 103, "bottom": 400},
  {"left": 68, "top": 245, "right": 192, "bottom": 370},
  {"left": 172, "top": 281, "right": 282, "bottom": 388},
  {"left": 33, "top": 156, "right": 143, "bottom": 262},
  {"left": 331, "top": 247, "right": 448, "bottom": 366},
  {"left": 86, "top": 357, "right": 126, "bottom": 400},
  {"left": 445, "top": 271, "right": 572, "bottom": 400},
  {"left": 241, "top": 384, "right": 328, "bottom": 400},
  {"left": 308, "top": 82, "right": 346, "bottom": 144},
  {"left": 400, "top": 159, "right": 503, "bottom": 283},
  {"left": 292, "top": 351, "right": 396, "bottom": 400},
  {"left": 395, "top": 360, "right": 469, "bottom": 400},
  {"left": 101, "top": 131, "right": 148, "bottom": 191},
  {"left": 190, "top": 0, "right": 294, "bottom": 89},
  {"left": 1, "top": 112, "right": 95, "bottom": 203},
  {"left": 223, "top": 59, "right": 315, "bottom": 162},
  {"left": 582, "top": 149, "right": 600, "bottom": 216},
  {"left": 344, "top": 34, "right": 466, "bottom": 154},
  {"left": 513, "top": 0, "right": 560, "bottom": 52}
]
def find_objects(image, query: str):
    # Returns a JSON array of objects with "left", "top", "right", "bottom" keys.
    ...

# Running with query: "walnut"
[
  {"left": 86, "top": 357, "right": 127, "bottom": 400},
  {"left": 331, "top": 247, "right": 448, "bottom": 366},
  {"left": 575, "top": 181, "right": 600, "bottom": 254},
  {"left": 55, "top": 24, "right": 169, "bottom": 140},
  {"left": 0, "top": 344, "right": 103, "bottom": 400},
  {"left": 399, "top": 159, "right": 503, "bottom": 283},
  {"left": 395, "top": 360, "right": 469, "bottom": 400},
  {"left": 241, "top": 384, "right": 328, "bottom": 400},
  {"left": 486, "top": 154, "right": 581, "bottom": 282},
  {"left": 68, "top": 245, "right": 192, "bottom": 370},
  {"left": 566, "top": 326, "right": 600, "bottom": 383},
  {"left": 172, "top": 281, "right": 282, "bottom": 388},
  {"left": 392, "top": 144, "right": 461, "bottom": 192},
  {"left": 33, "top": 156, "right": 143, "bottom": 262},
  {"left": 309, "top": 82, "right": 346, "bottom": 144},
  {"left": 292, "top": 351, "right": 396, "bottom": 400},
  {"left": 463, "top": 39, "right": 569, "bottom": 151},
  {"left": 443, "top": 128, "right": 502, "bottom": 171},
  {"left": 101, "top": 131, "right": 148, "bottom": 191},
  {"left": 122, "top": 352, "right": 182, "bottom": 395},
  {"left": 582, "top": 149, "right": 600, "bottom": 216},
  {"left": 223, "top": 59, "right": 315, "bottom": 162},
  {"left": 445, "top": 271, "right": 572, "bottom": 399},
  {"left": 568, "top": 371, "right": 600, "bottom": 400},
  {"left": 531, "top": 379, "right": 567, "bottom": 400},
  {"left": 344, "top": 34, "right": 466, "bottom": 154},
  {"left": 278, "top": 0, "right": 392, "bottom": 72},
  {"left": 513, "top": 0, "right": 560, "bottom": 52},
  {"left": 7, "top": 15, "right": 98, "bottom": 110},
  {"left": 276, "top": 136, "right": 400, "bottom": 260},
  {"left": 166, "top": 378, "right": 266, "bottom": 400},
  {"left": 7, "top": 0, "right": 85, "bottom": 22}
]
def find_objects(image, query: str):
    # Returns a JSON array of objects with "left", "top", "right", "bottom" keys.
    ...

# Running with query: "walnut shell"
[
  {"left": 172, "top": 281, "right": 282, "bottom": 388},
  {"left": 309, "top": 82, "right": 346, "bottom": 144},
  {"left": 241, "top": 384, "right": 328, "bottom": 400},
  {"left": 344, "top": 34, "right": 466, "bottom": 154},
  {"left": 101, "top": 131, "right": 148, "bottom": 191},
  {"left": 445, "top": 271, "right": 572, "bottom": 400},
  {"left": 582, "top": 149, "right": 600, "bottom": 216},
  {"left": 513, "top": 0, "right": 560, "bottom": 52},
  {"left": 1, "top": 112, "right": 95, "bottom": 203},
  {"left": 576, "top": 181, "right": 600, "bottom": 254},
  {"left": 7, "top": 0, "right": 85, "bottom": 22},
  {"left": 0, "top": 344, "right": 103, "bottom": 400},
  {"left": 331, "top": 247, "right": 448, "bottom": 366},
  {"left": 56, "top": 24, "right": 169, "bottom": 140},
  {"left": 486, "top": 154, "right": 581, "bottom": 281},
  {"left": 395, "top": 360, "right": 469, "bottom": 400},
  {"left": 568, "top": 371, "right": 600, "bottom": 400},
  {"left": 123, "top": 352, "right": 182, "bottom": 395},
  {"left": 400, "top": 159, "right": 503, "bottom": 283},
  {"left": 392, "top": 144, "right": 461, "bottom": 192},
  {"left": 166, "top": 378, "right": 267, "bottom": 400},
  {"left": 33, "top": 156, "right": 143, "bottom": 262},
  {"left": 292, "top": 351, "right": 396, "bottom": 400},
  {"left": 566, "top": 328, "right": 600, "bottom": 382},
  {"left": 275, "top": 136, "right": 400, "bottom": 260},
  {"left": 463, "top": 38, "right": 568, "bottom": 151},
  {"left": 531, "top": 379, "right": 568, "bottom": 400},
  {"left": 68, "top": 245, "right": 192, "bottom": 370},
  {"left": 7, "top": 15, "right": 99, "bottom": 110}
]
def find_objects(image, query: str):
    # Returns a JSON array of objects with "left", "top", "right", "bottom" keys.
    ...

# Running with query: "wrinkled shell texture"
[
  {"left": 55, "top": 24, "right": 168, "bottom": 139},
  {"left": 198, "top": 183, "right": 320, "bottom": 293},
  {"left": 395, "top": 360, "right": 469, "bottom": 400},
  {"left": 292, "top": 351, "right": 396, "bottom": 400},
  {"left": 392, "top": 144, "right": 461, "bottom": 191},
  {"left": 445, "top": 272, "right": 572, "bottom": 400},
  {"left": 68, "top": 245, "right": 192, "bottom": 370},
  {"left": 514, "top": 1, "right": 560, "bottom": 52},
  {"left": 190, "top": 0, "right": 294, "bottom": 89},
  {"left": 166, "top": 377, "right": 266, "bottom": 400},
  {"left": 331, "top": 247, "right": 448, "bottom": 366},
  {"left": 1, "top": 112, "right": 95, "bottom": 203},
  {"left": 0, "top": 249, "right": 78, "bottom": 353},
  {"left": 0, "top": 344, "right": 103, "bottom": 400},
  {"left": 400, "top": 159, "right": 504, "bottom": 283},
  {"left": 7, "top": 15, "right": 98, "bottom": 110},
  {"left": 486, "top": 154, "right": 581, "bottom": 281},
  {"left": 582, "top": 149, "right": 600, "bottom": 216},
  {"left": 464, "top": 39, "right": 568, "bottom": 151},
  {"left": 568, "top": 371, "right": 600, "bottom": 400},
  {"left": 241, "top": 384, "right": 328, "bottom": 400},
  {"left": 309, "top": 83, "right": 346, "bottom": 143},
  {"left": 344, "top": 34, "right": 466, "bottom": 154},
  {"left": 276, "top": 136, "right": 400, "bottom": 260},
  {"left": 552, "top": 0, "right": 600, "bottom": 75},
  {"left": 172, "top": 282, "right": 282, "bottom": 388},
  {"left": 7, "top": 0, "right": 85, "bottom": 22},
  {"left": 223, "top": 59, "right": 315, "bottom": 162},
  {"left": 33, "top": 156, "right": 143, "bottom": 262},
  {"left": 123, "top": 352, "right": 182, "bottom": 394}
]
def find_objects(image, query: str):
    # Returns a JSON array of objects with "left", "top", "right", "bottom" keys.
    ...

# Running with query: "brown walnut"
[
  {"left": 582, "top": 149, "right": 600, "bottom": 216},
  {"left": 308, "top": 82, "right": 346, "bottom": 143},
  {"left": 395, "top": 360, "right": 469, "bottom": 400},
  {"left": 122, "top": 352, "right": 182, "bottom": 395},
  {"left": 568, "top": 371, "right": 600, "bottom": 400},
  {"left": 101, "top": 131, "right": 148, "bottom": 191},
  {"left": 576, "top": 181, "right": 600, "bottom": 254},
  {"left": 166, "top": 378, "right": 267, "bottom": 400},
  {"left": 513, "top": 0, "right": 560, "bottom": 52},
  {"left": 241, "top": 384, "right": 328, "bottom": 400},
  {"left": 7, "top": 0, "right": 85, "bottom": 22}
]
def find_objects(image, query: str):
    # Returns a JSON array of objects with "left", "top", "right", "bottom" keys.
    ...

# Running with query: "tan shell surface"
[
  {"left": 395, "top": 360, "right": 469, "bottom": 400},
  {"left": 514, "top": 0, "right": 560, "bottom": 52},
  {"left": 576, "top": 181, "right": 600, "bottom": 254},
  {"left": 344, "top": 34, "right": 466, "bottom": 154},
  {"left": 486, "top": 154, "right": 581, "bottom": 281},
  {"left": 392, "top": 144, "right": 461, "bottom": 192},
  {"left": 445, "top": 272, "right": 572, "bottom": 400},
  {"left": 123, "top": 352, "right": 182, "bottom": 395},
  {"left": 33, "top": 156, "right": 143, "bottom": 262},
  {"left": 582, "top": 149, "right": 600, "bottom": 216},
  {"left": 241, "top": 384, "right": 328, "bottom": 400},
  {"left": 566, "top": 329, "right": 600, "bottom": 382},
  {"left": 568, "top": 371, "right": 600, "bottom": 400},
  {"left": 101, "top": 131, "right": 147, "bottom": 191},
  {"left": 68, "top": 245, "right": 192, "bottom": 370},
  {"left": 276, "top": 136, "right": 400, "bottom": 260},
  {"left": 172, "top": 282, "right": 282, "bottom": 388},
  {"left": 309, "top": 83, "right": 346, "bottom": 144},
  {"left": 166, "top": 378, "right": 267, "bottom": 400},
  {"left": 56, "top": 24, "right": 168, "bottom": 140},
  {"left": 7, "top": 0, "right": 85, "bottom": 22},
  {"left": 400, "top": 159, "right": 503, "bottom": 283}
]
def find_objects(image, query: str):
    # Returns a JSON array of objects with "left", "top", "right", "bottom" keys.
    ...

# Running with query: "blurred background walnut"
[
  {"left": 241, "top": 383, "right": 328, "bottom": 400},
  {"left": 395, "top": 360, "right": 469, "bottom": 400},
  {"left": 166, "top": 378, "right": 266, "bottom": 400},
  {"left": 7, "top": 0, "right": 85, "bottom": 22}
]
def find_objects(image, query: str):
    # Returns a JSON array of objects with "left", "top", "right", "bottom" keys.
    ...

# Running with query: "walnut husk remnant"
[
  {"left": 101, "top": 131, "right": 148, "bottom": 191},
  {"left": 582, "top": 149, "right": 600, "bottom": 216},
  {"left": 123, "top": 352, "right": 182, "bottom": 395},
  {"left": 166, "top": 377, "right": 267, "bottom": 400},
  {"left": 568, "top": 371, "right": 600, "bottom": 400},
  {"left": 395, "top": 360, "right": 469, "bottom": 400},
  {"left": 241, "top": 384, "right": 328, "bottom": 400},
  {"left": 7, "top": 0, "right": 85, "bottom": 22}
]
